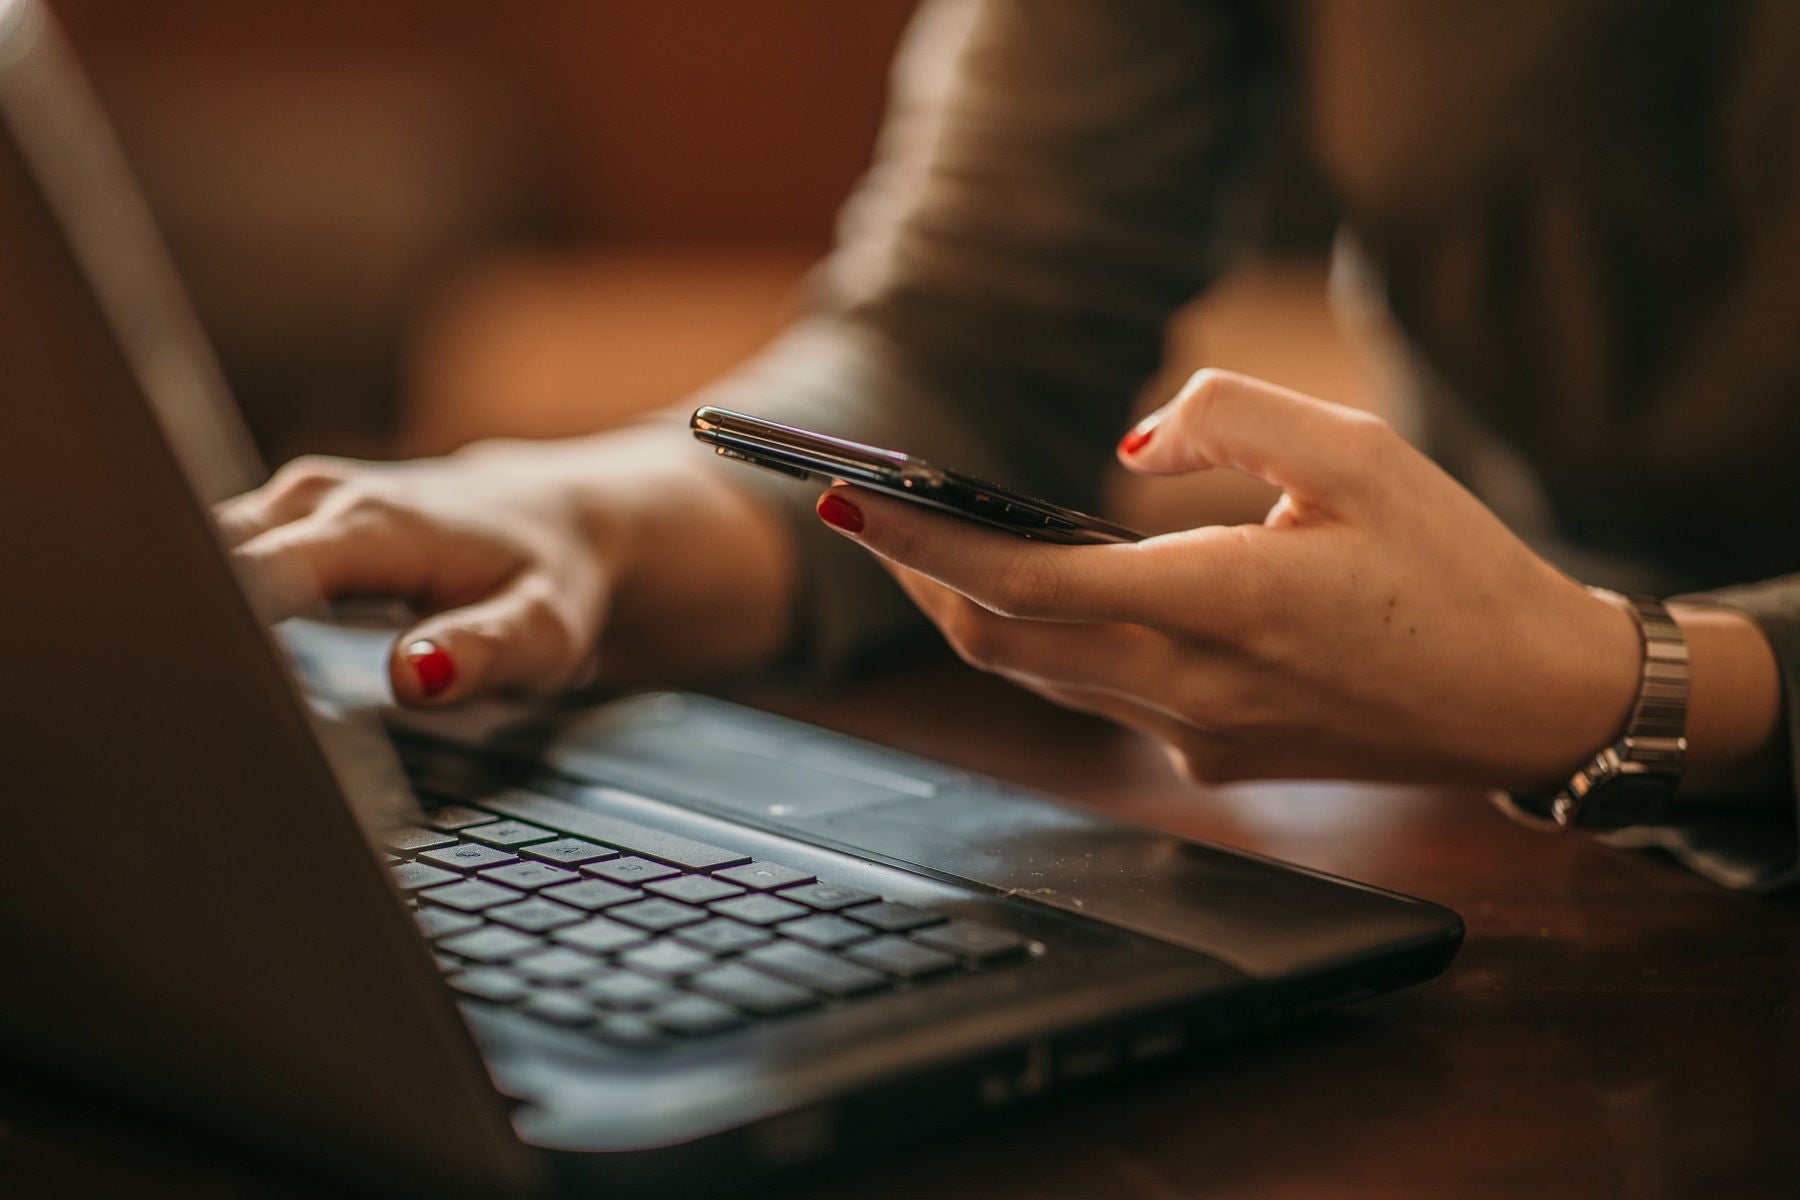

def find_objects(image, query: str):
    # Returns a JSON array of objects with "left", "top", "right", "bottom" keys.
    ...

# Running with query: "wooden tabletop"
[{"left": 5, "top": 657, "right": 1798, "bottom": 1199}]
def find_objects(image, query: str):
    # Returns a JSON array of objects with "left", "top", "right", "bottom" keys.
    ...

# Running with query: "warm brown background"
[
  {"left": 52, "top": 0, "right": 919, "bottom": 455},
  {"left": 52, "top": 0, "right": 1358, "bottom": 533}
]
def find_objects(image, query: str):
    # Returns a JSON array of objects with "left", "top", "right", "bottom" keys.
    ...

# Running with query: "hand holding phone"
[{"left": 690, "top": 406, "right": 1142, "bottom": 545}]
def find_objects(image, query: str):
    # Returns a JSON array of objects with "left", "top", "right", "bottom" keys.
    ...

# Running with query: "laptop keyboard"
[{"left": 384, "top": 795, "right": 1034, "bottom": 1051}]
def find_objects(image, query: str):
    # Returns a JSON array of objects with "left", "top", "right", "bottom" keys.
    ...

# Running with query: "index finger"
[
  {"left": 232, "top": 513, "right": 430, "bottom": 622},
  {"left": 818, "top": 486, "right": 1158, "bottom": 624}
]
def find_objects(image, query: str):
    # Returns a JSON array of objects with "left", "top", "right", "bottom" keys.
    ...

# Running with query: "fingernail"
[
  {"left": 1118, "top": 421, "right": 1157, "bottom": 456},
  {"left": 817, "top": 492, "right": 864, "bottom": 534},
  {"left": 403, "top": 639, "right": 456, "bottom": 697}
]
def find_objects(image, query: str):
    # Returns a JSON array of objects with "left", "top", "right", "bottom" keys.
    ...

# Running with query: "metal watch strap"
[{"left": 1550, "top": 591, "right": 1690, "bottom": 828}]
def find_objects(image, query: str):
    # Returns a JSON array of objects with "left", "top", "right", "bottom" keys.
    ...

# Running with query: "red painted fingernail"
[
  {"left": 404, "top": 639, "right": 456, "bottom": 697},
  {"left": 817, "top": 492, "right": 864, "bottom": 534},
  {"left": 1118, "top": 423, "right": 1157, "bottom": 456}
]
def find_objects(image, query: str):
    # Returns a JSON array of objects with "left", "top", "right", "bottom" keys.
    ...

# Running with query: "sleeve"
[
  {"left": 671, "top": 0, "right": 1285, "bottom": 678},
  {"left": 1492, "top": 576, "right": 1800, "bottom": 893},
  {"left": 1642, "top": 576, "right": 1800, "bottom": 893}
]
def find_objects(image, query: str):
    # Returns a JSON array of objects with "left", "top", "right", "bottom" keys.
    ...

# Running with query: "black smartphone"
[{"left": 691, "top": 406, "right": 1143, "bottom": 545}]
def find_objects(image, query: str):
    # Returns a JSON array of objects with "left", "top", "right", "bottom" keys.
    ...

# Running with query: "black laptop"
[{"left": 0, "top": 3, "right": 1462, "bottom": 1196}]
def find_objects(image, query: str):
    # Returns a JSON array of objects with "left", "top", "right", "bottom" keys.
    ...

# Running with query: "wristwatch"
[{"left": 1547, "top": 591, "right": 1690, "bottom": 830}]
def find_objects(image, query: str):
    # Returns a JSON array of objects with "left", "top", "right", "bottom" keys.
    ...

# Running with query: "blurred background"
[{"left": 54, "top": 0, "right": 1379, "bottom": 528}]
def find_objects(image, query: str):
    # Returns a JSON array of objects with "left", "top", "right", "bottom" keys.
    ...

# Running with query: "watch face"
[{"left": 1577, "top": 772, "right": 1677, "bottom": 830}]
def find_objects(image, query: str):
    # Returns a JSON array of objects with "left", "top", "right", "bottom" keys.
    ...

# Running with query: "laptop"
[{"left": 0, "top": 3, "right": 1463, "bottom": 1195}]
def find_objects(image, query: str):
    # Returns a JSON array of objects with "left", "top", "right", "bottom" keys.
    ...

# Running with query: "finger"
[
  {"left": 389, "top": 575, "right": 604, "bottom": 705},
  {"left": 213, "top": 499, "right": 276, "bottom": 549},
  {"left": 212, "top": 457, "right": 352, "bottom": 549},
  {"left": 887, "top": 564, "right": 1176, "bottom": 697},
  {"left": 885, "top": 553, "right": 1200, "bottom": 746},
  {"left": 1117, "top": 368, "right": 1385, "bottom": 501},
  {"left": 233, "top": 512, "right": 433, "bottom": 621},
  {"left": 1033, "top": 679, "right": 1185, "bottom": 740},
  {"left": 817, "top": 486, "right": 1157, "bottom": 624}
]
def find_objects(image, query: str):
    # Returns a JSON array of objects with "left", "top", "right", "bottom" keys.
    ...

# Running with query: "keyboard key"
[
  {"left": 521, "top": 991, "right": 595, "bottom": 1027},
  {"left": 779, "top": 882, "right": 879, "bottom": 911},
  {"left": 419, "top": 880, "right": 524, "bottom": 912},
  {"left": 777, "top": 914, "right": 876, "bottom": 950},
  {"left": 417, "top": 843, "right": 519, "bottom": 872},
  {"left": 390, "top": 861, "right": 460, "bottom": 892},
  {"left": 912, "top": 921, "right": 1027, "bottom": 963},
  {"left": 709, "top": 894, "right": 808, "bottom": 927},
  {"left": 552, "top": 917, "right": 648, "bottom": 955},
  {"left": 676, "top": 918, "right": 775, "bottom": 955},
  {"left": 438, "top": 926, "right": 541, "bottom": 964},
  {"left": 519, "top": 838, "right": 618, "bottom": 867},
  {"left": 415, "top": 907, "right": 483, "bottom": 940},
  {"left": 580, "top": 971, "right": 679, "bottom": 1010},
  {"left": 381, "top": 827, "right": 458, "bottom": 854},
  {"left": 487, "top": 897, "right": 585, "bottom": 934},
  {"left": 482, "top": 790, "right": 750, "bottom": 870},
  {"left": 844, "top": 936, "right": 958, "bottom": 980},
  {"left": 463, "top": 820, "right": 558, "bottom": 849},
  {"left": 446, "top": 969, "right": 529, "bottom": 1004},
  {"left": 590, "top": 1013, "right": 666, "bottom": 1050},
  {"left": 644, "top": 875, "right": 744, "bottom": 905},
  {"left": 715, "top": 862, "right": 815, "bottom": 891},
  {"left": 514, "top": 948, "right": 608, "bottom": 983},
  {"left": 741, "top": 942, "right": 887, "bottom": 997},
  {"left": 608, "top": 898, "right": 708, "bottom": 933},
  {"left": 687, "top": 964, "right": 818, "bottom": 1016},
  {"left": 617, "top": 941, "right": 714, "bottom": 980},
  {"left": 584, "top": 857, "right": 679, "bottom": 886},
  {"left": 421, "top": 805, "right": 498, "bottom": 832},
  {"left": 479, "top": 861, "right": 582, "bottom": 892},
  {"left": 645, "top": 995, "right": 745, "bottom": 1037},
  {"left": 541, "top": 879, "right": 640, "bottom": 912},
  {"left": 844, "top": 902, "right": 944, "bottom": 933}
]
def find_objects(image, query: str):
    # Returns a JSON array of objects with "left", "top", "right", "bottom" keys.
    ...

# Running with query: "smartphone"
[{"left": 691, "top": 406, "right": 1143, "bottom": 545}]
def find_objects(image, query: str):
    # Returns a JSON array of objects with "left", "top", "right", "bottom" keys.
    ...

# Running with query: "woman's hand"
[
  {"left": 814, "top": 369, "right": 1649, "bottom": 792},
  {"left": 216, "top": 427, "right": 797, "bottom": 705}
]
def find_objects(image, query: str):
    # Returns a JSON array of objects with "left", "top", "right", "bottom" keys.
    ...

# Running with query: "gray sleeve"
[
  {"left": 672, "top": 0, "right": 1281, "bottom": 678},
  {"left": 1648, "top": 575, "right": 1800, "bottom": 893}
]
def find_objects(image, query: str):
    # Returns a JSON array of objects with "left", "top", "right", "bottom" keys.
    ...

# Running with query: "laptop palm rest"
[{"left": 514, "top": 695, "right": 1463, "bottom": 982}]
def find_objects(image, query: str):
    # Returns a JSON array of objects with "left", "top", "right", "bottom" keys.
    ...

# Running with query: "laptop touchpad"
[{"left": 534, "top": 694, "right": 959, "bottom": 820}]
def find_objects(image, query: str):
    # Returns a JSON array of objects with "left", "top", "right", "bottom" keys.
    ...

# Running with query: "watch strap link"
[
  {"left": 1618, "top": 595, "right": 1689, "bottom": 768},
  {"left": 1550, "top": 592, "right": 1690, "bottom": 828}
]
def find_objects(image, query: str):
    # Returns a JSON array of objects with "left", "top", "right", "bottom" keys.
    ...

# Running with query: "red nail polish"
[
  {"left": 1118, "top": 423, "right": 1157, "bottom": 456},
  {"left": 817, "top": 492, "right": 865, "bottom": 534},
  {"left": 404, "top": 640, "right": 456, "bottom": 697}
]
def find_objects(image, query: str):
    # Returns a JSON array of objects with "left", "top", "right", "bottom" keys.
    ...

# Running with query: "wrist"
[
  {"left": 1512, "top": 592, "right": 1787, "bottom": 819},
  {"left": 1508, "top": 584, "right": 1642, "bottom": 793}
]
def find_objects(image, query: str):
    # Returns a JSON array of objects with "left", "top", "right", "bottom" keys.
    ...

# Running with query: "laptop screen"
[{"left": 0, "top": 0, "right": 259, "bottom": 505}]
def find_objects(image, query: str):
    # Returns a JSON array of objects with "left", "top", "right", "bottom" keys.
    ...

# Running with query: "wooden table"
[{"left": 4, "top": 658, "right": 1797, "bottom": 1198}]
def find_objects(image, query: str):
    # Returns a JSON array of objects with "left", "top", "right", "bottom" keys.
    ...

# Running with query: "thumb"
[
  {"left": 389, "top": 578, "right": 601, "bottom": 705},
  {"left": 1116, "top": 368, "right": 1378, "bottom": 502}
]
